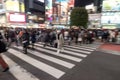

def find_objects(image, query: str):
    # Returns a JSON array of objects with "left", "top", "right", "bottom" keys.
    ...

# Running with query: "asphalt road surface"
[{"left": 0, "top": 42, "right": 120, "bottom": 80}]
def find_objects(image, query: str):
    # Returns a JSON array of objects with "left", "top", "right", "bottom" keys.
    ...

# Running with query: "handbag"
[{"left": 78, "top": 38, "right": 82, "bottom": 41}]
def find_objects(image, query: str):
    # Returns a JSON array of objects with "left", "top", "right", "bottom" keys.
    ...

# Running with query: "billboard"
[
  {"left": 68, "top": 0, "right": 74, "bottom": 7},
  {"left": 5, "top": 0, "right": 25, "bottom": 12},
  {"left": 8, "top": 13, "right": 26, "bottom": 23},
  {"left": 102, "top": 0, "right": 120, "bottom": 11},
  {"left": 101, "top": 12, "right": 120, "bottom": 24}
]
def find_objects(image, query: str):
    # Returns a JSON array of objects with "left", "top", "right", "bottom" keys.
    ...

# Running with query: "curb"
[{"left": 97, "top": 49, "right": 120, "bottom": 56}]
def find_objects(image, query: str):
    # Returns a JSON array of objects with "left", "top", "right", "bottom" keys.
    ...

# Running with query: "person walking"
[
  {"left": 57, "top": 29, "right": 64, "bottom": 54},
  {"left": 31, "top": 31, "right": 36, "bottom": 49},
  {"left": 78, "top": 31, "right": 82, "bottom": 45},
  {"left": 0, "top": 32, "right": 9, "bottom": 72},
  {"left": 22, "top": 29, "right": 30, "bottom": 54},
  {"left": 0, "top": 55, "right": 9, "bottom": 72}
]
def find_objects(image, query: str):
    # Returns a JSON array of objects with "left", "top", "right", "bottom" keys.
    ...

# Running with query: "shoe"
[
  {"left": 57, "top": 50, "right": 60, "bottom": 54},
  {"left": 24, "top": 52, "right": 27, "bottom": 54},
  {"left": 2, "top": 67, "right": 9, "bottom": 72},
  {"left": 23, "top": 51, "right": 27, "bottom": 54}
]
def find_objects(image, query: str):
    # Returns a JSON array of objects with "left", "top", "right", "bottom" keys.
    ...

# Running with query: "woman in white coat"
[{"left": 57, "top": 29, "right": 64, "bottom": 54}]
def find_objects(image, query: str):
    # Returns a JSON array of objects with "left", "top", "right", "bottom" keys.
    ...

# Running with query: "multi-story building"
[
  {"left": 51, "top": 0, "right": 74, "bottom": 26},
  {"left": 0, "top": 0, "right": 45, "bottom": 28}
]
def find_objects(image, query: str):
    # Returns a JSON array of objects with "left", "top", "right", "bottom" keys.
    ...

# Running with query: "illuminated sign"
[
  {"left": 45, "top": 0, "right": 52, "bottom": 21},
  {"left": 68, "top": 0, "right": 74, "bottom": 7},
  {"left": 102, "top": 0, "right": 120, "bottom": 11},
  {"left": 8, "top": 13, "right": 26, "bottom": 23},
  {"left": 56, "top": 0, "right": 68, "bottom": 2},
  {"left": 5, "top": 0, "right": 25, "bottom": 12},
  {"left": 101, "top": 12, "right": 120, "bottom": 24},
  {"left": 37, "top": 0, "right": 44, "bottom": 3}
]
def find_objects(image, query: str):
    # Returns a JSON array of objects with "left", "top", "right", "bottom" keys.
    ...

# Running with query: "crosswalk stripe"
[
  {"left": 2, "top": 54, "right": 40, "bottom": 80},
  {"left": 64, "top": 47, "right": 91, "bottom": 54},
  {"left": 34, "top": 44, "right": 82, "bottom": 62},
  {"left": 80, "top": 44, "right": 99, "bottom": 48},
  {"left": 36, "top": 43, "right": 88, "bottom": 57},
  {"left": 15, "top": 46, "right": 75, "bottom": 69},
  {"left": 64, "top": 45, "right": 95, "bottom": 51},
  {"left": 67, "top": 44, "right": 97, "bottom": 49},
  {"left": 8, "top": 49, "right": 65, "bottom": 79},
  {"left": 38, "top": 42, "right": 97, "bottom": 49}
]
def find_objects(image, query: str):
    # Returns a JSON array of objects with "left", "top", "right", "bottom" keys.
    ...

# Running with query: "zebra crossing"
[{"left": 1, "top": 42, "right": 100, "bottom": 80}]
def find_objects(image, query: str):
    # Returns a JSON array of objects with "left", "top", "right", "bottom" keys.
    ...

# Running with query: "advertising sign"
[
  {"left": 101, "top": 12, "right": 120, "bottom": 24},
  {"left": 5, "top": 0, "right": 25, "bottom": 12},
  {"left": 37, "top": 0, "right": 44, "bottom": 3},
  {"left": 45, "top": 0, "right": 52, "bottom": 21},
  {"left": 68, "top": 0, "right": 74, "bottom": 7},
  {"left": 56, "top": 0, "right": 68, "bottom": 2},
  {"left": 8, "top": 13, "right": 26, "bottom": 23},
  {"left": 0, "top": 0, "right": 6, "bottom": 13},
  {"left": 102, "top": 0, "right": 120, "bottom": 11}
]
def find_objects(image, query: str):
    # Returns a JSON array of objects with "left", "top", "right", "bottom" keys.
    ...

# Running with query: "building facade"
[{"left": 0, "top": 0, "right": 45, "bottom": 28}]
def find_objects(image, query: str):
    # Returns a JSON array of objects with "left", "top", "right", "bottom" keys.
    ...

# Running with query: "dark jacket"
[{"left": 22, "top": 32, "right": 30, "bottom": 47}]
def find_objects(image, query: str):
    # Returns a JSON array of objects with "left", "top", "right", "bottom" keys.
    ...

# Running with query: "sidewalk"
[{"left": 99, "top": 43, "right": 120, "bottom": 55}]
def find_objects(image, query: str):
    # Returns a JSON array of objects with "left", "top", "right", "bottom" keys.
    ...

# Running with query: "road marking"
[
  {"left": 15, "top": 46, "right": 75, "bottom": 69},
  {"left": 64, "top": 45, "right": 94, "bottom": 51},
  {"left": 62, "top": 49, "right": 89, "bottom": 57},
  {"left": 64, "top": 47, "right": 91, "bottom": 54},
  {"left": 2, "top": 54, "right": 40, "bottom": 80},
  {"left": 35, "top": 44, "right": 82, "bottom": 62},
  {"left": 8, "top": 49, "right": 65, "bottom": 79},
  {"left": 35, "top": 44, "right": 88, "bottom": 57},
  {"left": 38, "top": 42, "right": 97, "bottom": 49},
  {"left": 64, "top": 44, "right": 97, "bottom": 49}
]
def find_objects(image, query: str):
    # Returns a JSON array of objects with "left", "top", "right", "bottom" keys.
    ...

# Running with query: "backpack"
[{"left": 0, "top": 41, "right": 7, "bottom": 53}]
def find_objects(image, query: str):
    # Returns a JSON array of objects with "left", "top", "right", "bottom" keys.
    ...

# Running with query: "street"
[
  {"left": 0, "top": 42, "right": 120, "bottom": 80},
  {"left": 60, "top": 50, "right": 120, "bottom": 80}
]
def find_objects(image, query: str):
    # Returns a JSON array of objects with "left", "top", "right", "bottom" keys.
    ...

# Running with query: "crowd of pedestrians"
[
  {"left": 0, "top": 27, "right": 120, "bottom": 52},
  {"left": 0, "top": 27, "right": 120, "bottom": 72}
]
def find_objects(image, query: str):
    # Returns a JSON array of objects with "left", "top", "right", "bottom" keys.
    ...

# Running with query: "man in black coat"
[{"left": 22, "top": 29, "right": 30, "bottom": 54}]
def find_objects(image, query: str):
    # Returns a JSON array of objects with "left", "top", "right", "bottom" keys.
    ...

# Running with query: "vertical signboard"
[
  {"left": 19, "top": 0, "right": 25, "bottom": 12},
  {"left": 45, "top": 0, "right": 52, "bottom": 22},
  {"left": 0, "top": 0, "right": 5, "bottom": 12}
]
